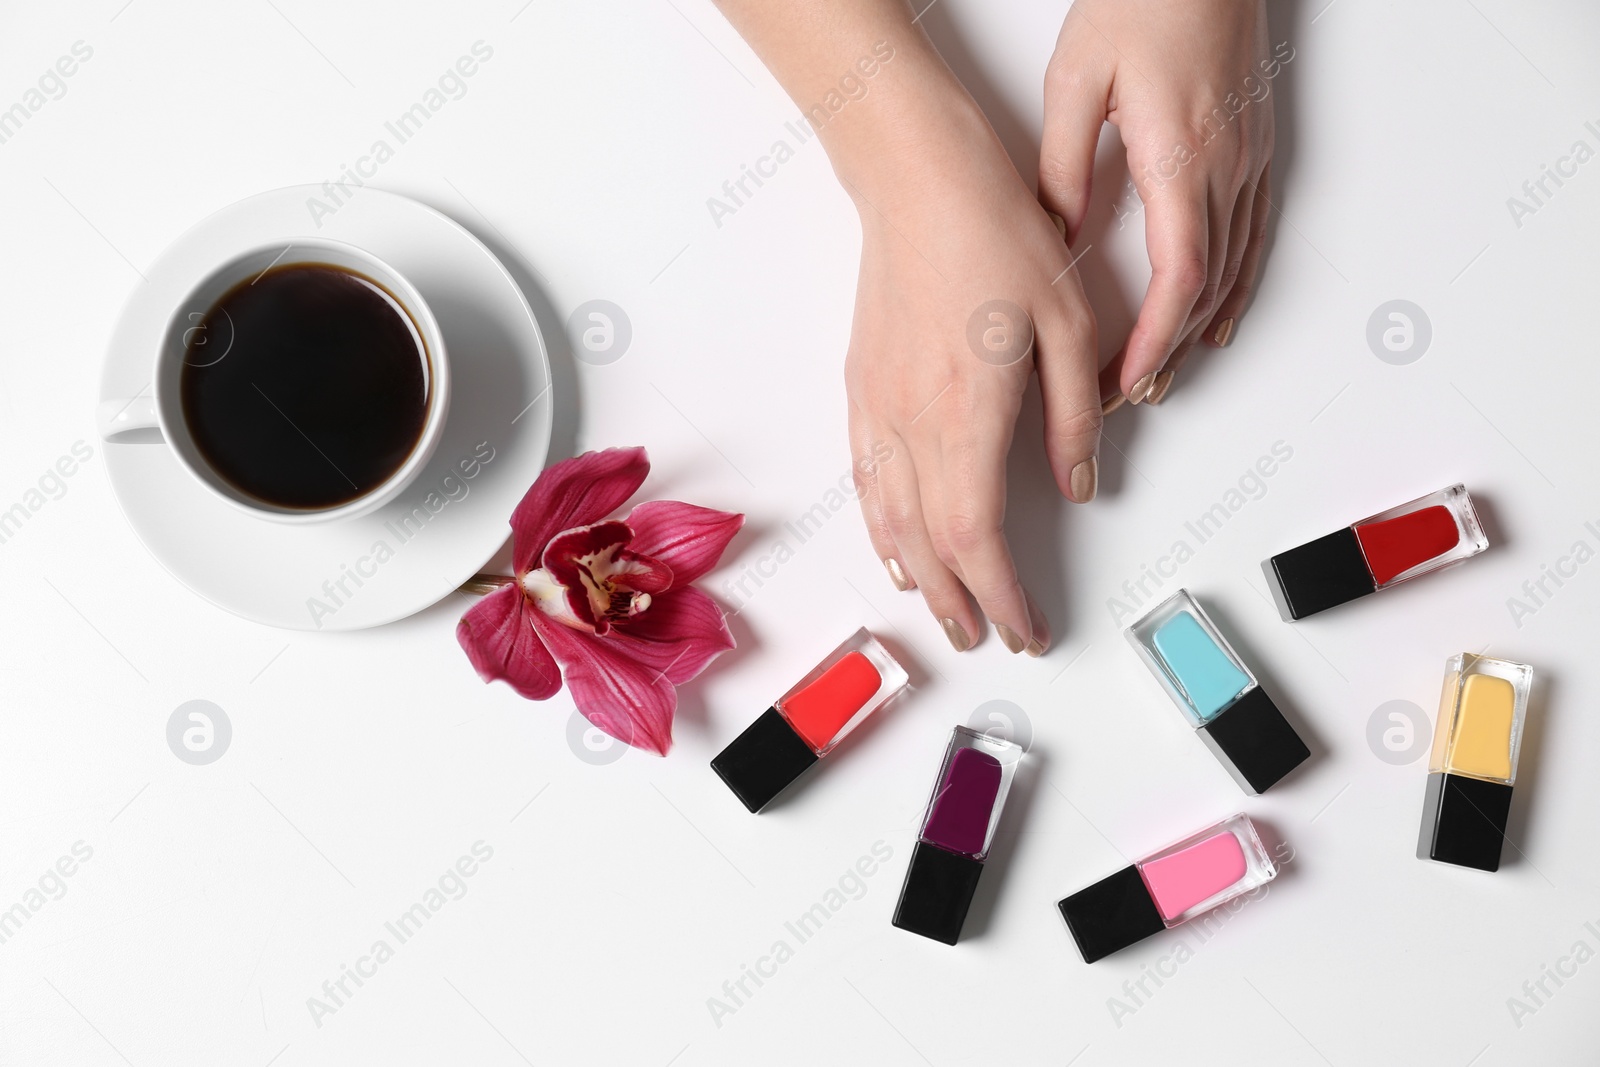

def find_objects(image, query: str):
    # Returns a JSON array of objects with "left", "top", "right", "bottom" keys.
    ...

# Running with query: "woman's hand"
[
  {"left": 710, "top": 0, "right": 1107, "bottom": 653},
  {"left": 844, "top": 94, "right": 1100, "bottom": 655},
  {"left": 1040, "top": 0, "right": 1279, "bottom": 405}
]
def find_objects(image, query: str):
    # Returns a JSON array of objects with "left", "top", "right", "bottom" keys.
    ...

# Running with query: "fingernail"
[
  {"left": 1070, "top": 456, "right": 1098, "bottom": 503},
  {"left": 884, "top": 558, "right": 912, "bottom": 591},
  {"left": 995, "top": 623, "right": 1026, "bottom": 654},
  {"left": 1212, "top": 317, "right": 1236, "bottom": 347},
  {"left": 941, "top": 618, "right": 971, "bottom": 652},
  {"left": 1101, "top": 392, "right": 1125, "bottom": 416},
  {"left": 1146, "top": 369, "right": 1176, "bottom": 405},
  {"left": 1046, "top": 210, "right": 1066, "bottom": 239},
  {"left": 1128, "top": 372, "right": 1155, "bottom": 405},
  {"left": 1022, "top": 589, "right": 1051, "bottom": 657}
]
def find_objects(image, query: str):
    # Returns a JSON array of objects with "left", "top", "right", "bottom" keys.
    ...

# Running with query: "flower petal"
[
  {"left": 543, "top": 521, "right": 633, "bottom": 571},
  {"left": 511, "top": 447, "right": 649, "bottom": 574},
  {"left": 521, "top": 566, "right": 591, "bottom": 631},
  {"left": 456, "top": 584, "right": 561, "bottom": 700},
  {"left": 609, "top": 550, "right": 674, "bottom": 595},
  {"left": 530, "top": 610, "right": 677, "bottom": 756},
  {"left": 624, "top": 501, "right": 744, "bottom": 586},
  {"left": 618, "top": 586, "right": 735, "bottom": 685}
]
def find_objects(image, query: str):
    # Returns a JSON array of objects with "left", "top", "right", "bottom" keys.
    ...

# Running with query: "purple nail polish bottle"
[{"left": 892, "top": 726, "right": 1024, "bottom": 944}]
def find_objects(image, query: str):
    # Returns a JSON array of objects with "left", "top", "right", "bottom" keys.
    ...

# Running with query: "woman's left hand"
[{"left": 1038, "top": 0, "right": 1283, "bottom": 406}]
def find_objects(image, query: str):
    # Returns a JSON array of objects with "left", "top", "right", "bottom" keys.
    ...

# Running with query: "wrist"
[{"left": 810, "top": 48, "right": 994, "bottom": 205}]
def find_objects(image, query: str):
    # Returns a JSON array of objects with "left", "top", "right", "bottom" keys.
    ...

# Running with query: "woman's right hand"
[{"left": 841, "top": 90, "right": 1101, "bottom": 656}]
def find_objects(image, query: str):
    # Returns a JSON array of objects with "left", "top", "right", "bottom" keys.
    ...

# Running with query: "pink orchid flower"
[{"left": 457, "top": 447, "right": 742, "bottom": 756}]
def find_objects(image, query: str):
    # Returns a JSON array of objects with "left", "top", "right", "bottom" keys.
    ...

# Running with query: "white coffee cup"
[{"left": 97, "top": 239, "right": 449, "bottom": 524}]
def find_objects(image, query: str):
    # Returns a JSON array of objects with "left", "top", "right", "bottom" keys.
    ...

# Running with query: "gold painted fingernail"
[
  {"left": 1101, "top": 392, "right": 1125, "bottom": 415},
  {"left": 1025, "top": 636, "right": 1046, "bottom": 658},
  {"left": 941, "top": 618, "right": 971, "bottom": 652},
  {"left": 1070, "top": 456, "right": 1098, "bottom": 503},
  {"left": 1047, "top": 210, "right": 1067, "bottom": 239},
  {"left": 1128, "top": 372, "right": 1155, "bottom": 405},
  {"left": 884, "top": 558, "right": 912, "bottom": 591},
  {"left": 1146, "top": 369, "right": 1175, "bottom": 405},
  {"left": 995, "top": 623, "right": 1026, "bottom": 654},
  {"left": 1212, "top": 317, "right": 1236, "bottom": 347}
]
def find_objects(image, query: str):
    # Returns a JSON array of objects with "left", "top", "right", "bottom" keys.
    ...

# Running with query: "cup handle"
[{"left": 97, "top": 396, "right": 160, "bottom": 441}]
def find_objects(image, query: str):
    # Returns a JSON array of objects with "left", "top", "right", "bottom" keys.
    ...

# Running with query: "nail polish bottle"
[
  {"left": 1419, "top": 653, "right": 1533, "bottom": 872},
  {"left": 711, "top": 629, "right": 907, "bottom": 813},
  {"left": 1058, "top": 813, "right": 1277, "bottom": 963},
  {"left": 1126, "top": 589, "right": 1308, "bottom": 794},
  {"left": 1263, "top": 484, "right": 1488, "bottom": 620},
  {"left": 892, "top": 726, "right": 1023, "bottom": 944}
]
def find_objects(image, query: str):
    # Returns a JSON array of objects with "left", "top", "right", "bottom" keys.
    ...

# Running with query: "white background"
[{"left": 3, "top": 1, "right": 1599, "bottom": 1064}]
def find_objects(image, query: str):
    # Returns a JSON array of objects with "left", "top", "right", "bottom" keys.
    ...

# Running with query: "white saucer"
[{"left": 98, "top": 186, "right": 553, "bottom": 631}]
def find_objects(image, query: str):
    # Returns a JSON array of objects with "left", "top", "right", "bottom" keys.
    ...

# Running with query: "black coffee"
[{"left": 180, "top": 263, "right": 430, "bottom": 509}]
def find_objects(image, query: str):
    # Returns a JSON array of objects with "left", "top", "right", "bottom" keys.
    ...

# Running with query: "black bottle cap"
[
  {"left": 710, "top": 707, "right": 818, "bottom": 813},
  {"left": 1263, "top": 526, "right": 1376, "bottom": 620},
  {"left": 1418, "top": 772, "right": 1514, "bottom": 872},
  {"left": 1199, "top": 687, "right": 1310, "bottom": 795},
  {"left": 1057, "top": 864, "right": 1166, "bottom": 963},
  {"left": 892, "top": 840, "right": 985, "bottom": 945}
]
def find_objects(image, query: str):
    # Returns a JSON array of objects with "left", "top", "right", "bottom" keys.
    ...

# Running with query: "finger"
[
  {"left": 1039, "top": 58, "right": 1109, "bottom": 243},
  {"left": 1149, "top": 179, "right": 1252, "bottom": 404},
  {"left": 849, "top": 403, "right": 912, "bottom": 591},
  {"left": 1036, "top": 303, "right": 1102, "bottom": 502},
  {"left": 1171, "top": 180, "right": 1238, "bottom": 352},
  {"left": 1140, "top": 178, "right": 1234, "bottom": 405},
  {"left": 1204, "top": 162, "right": 1272, "bottom": 347},
  {"left": 1121, "top": 182, "right": 1208, "bottom": 404},
  {"left": 875, "top": 437, "right": 982, "bottom": 652},
  {"left": 924, "top": 417, "right": 1036, "bottom": 654}
]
